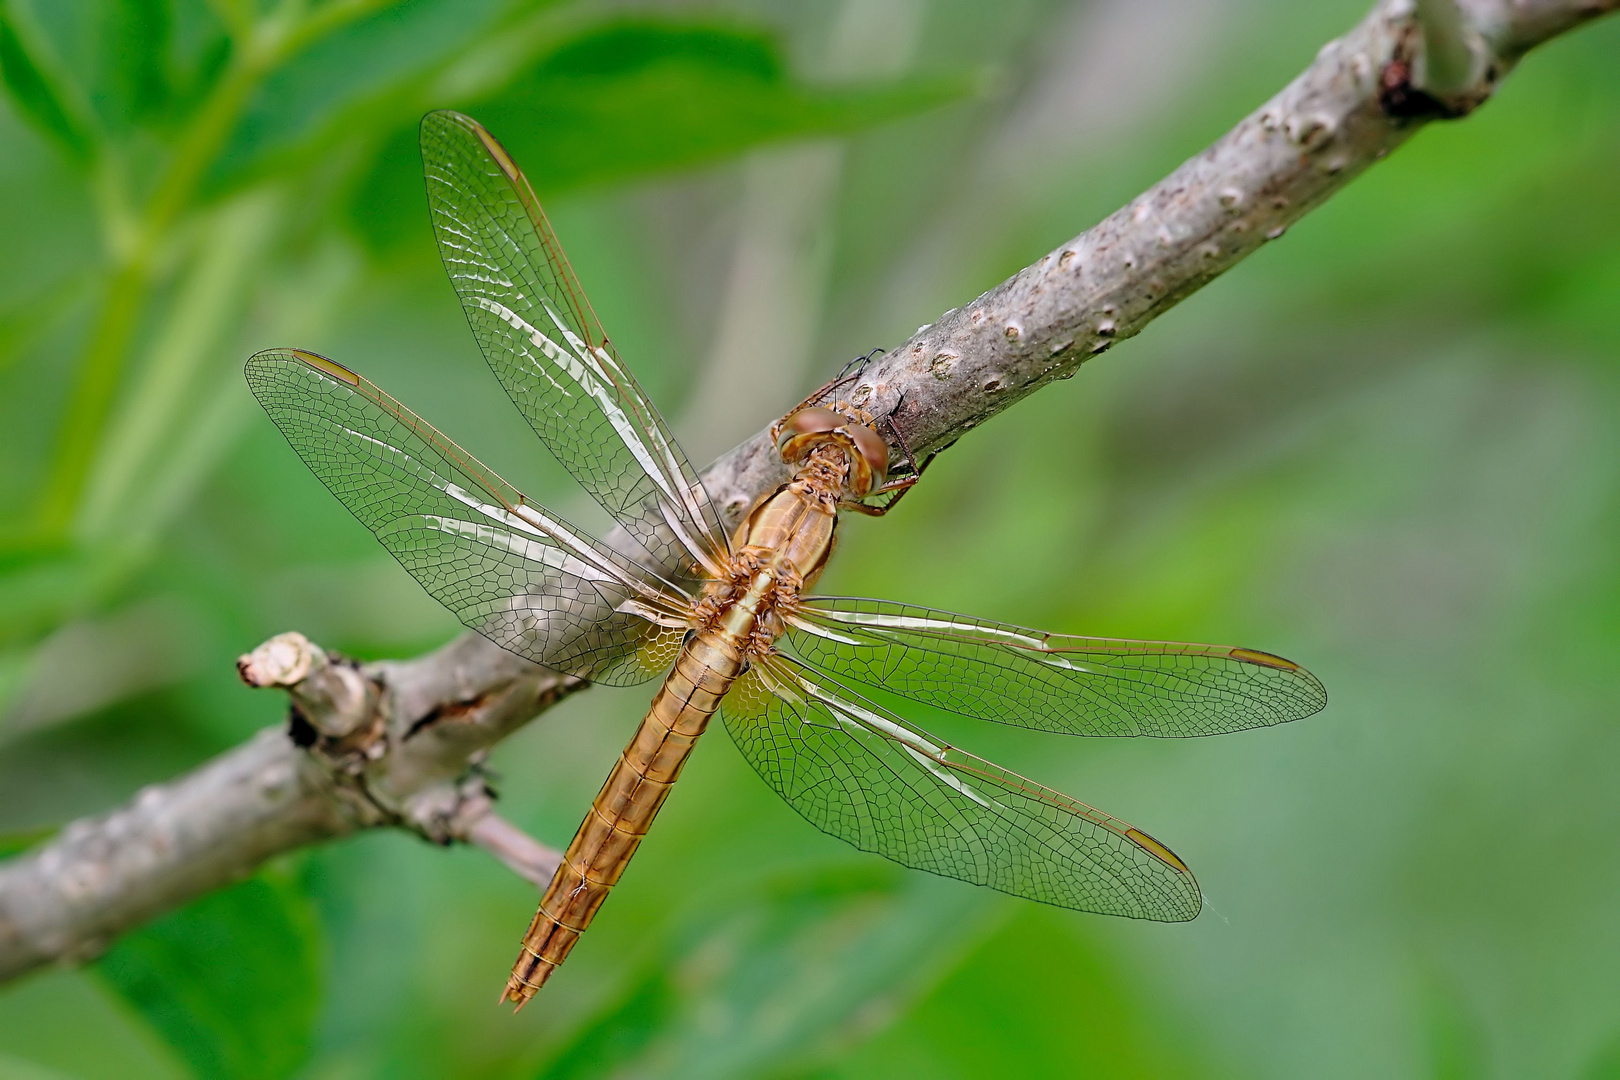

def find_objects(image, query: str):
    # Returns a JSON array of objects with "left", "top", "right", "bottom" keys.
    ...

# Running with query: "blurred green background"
[{"left": 2, "top": 0, "right": 1618, "bottom": 1077}]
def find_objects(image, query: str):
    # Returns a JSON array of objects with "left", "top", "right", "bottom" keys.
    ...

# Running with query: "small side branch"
[
  {"left": 460, "top": 809, "right": 564, "bottom": 890},
  {"left": 0, "top": 633, "right": 579, "bottom": 981}
]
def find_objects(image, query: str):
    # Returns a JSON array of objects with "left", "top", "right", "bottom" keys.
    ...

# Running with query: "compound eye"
[
  {"left": 778, "top": 408, "right": 844, "bottom": 447},
  {"left": 846, "top": 423, "right": 889, "bottom": 496},
  {"left": 776, "top": 407, "right": 848, "bottom": 465}
]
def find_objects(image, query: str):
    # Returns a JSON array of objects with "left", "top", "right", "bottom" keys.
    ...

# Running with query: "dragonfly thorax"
[
  {"left": 696, "top": 549, "right": 802, "bottom": 656},
  {"left": 698, "top": 471, "right": 843, "bottom": 655}
]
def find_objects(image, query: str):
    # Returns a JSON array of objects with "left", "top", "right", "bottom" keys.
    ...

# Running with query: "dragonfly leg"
[
  {"left": 841, "top": 402, "right": 930, "bottom": 516},
  {"left": 839, "top": 473, "right": 918, "bottom": 515},
  {"left": 837, "top": 346, "right": 885, "bottom": 380}
]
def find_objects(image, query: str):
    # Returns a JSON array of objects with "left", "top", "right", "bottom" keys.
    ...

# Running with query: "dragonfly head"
[{"left": 776, "top": 407, "right": 889, "bottom": 498}]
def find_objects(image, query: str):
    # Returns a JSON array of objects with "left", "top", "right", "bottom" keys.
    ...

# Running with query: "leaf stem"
[{"left": 31, "top": 0, "right": 407, "bottom": 538}]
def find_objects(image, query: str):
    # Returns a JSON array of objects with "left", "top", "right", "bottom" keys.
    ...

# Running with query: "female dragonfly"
[{"left": 246, "top": 111, "right": 1326, "bottom": 1009}]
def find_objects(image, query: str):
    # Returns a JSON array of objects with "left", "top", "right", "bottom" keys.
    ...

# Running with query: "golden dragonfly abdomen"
[
  {"left": 505, "top": 430, "right": 876, "bottom": 1003},
  {"left": 507, "top": 632, "right": 741, "bottom": 997}
]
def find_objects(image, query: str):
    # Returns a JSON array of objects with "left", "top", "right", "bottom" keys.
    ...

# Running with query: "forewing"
[
  {"left": 721, "top": 654, "right": 1201, "bottom": 921},
  {"left": 245, "top": 348, "right": 691, "bottom": 686},
  {"left": 787, "top": 598, "right": 1326, "bottom": 737},
  {"left": 420, "top": 110, "right": 729, "bottom": 582}
]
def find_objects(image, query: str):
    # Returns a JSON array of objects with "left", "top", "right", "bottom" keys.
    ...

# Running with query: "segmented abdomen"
[{"left": 501, "top": 630, "right": 743, "bottom": 1006}]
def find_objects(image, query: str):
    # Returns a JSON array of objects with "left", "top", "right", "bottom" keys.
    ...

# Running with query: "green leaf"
[
  {"left": 535, "top": 18, "right": 784, "bottom": 84},
  {"left": 205, "top": 0, "right": 515, "bottom": 191},
  {"left": 98, "top": 0, "right": 172, "bottom": 130},
  {"left": 489, "top": 20, "right": 970, "bottom": 190},
  {"left": 537, "top": 864, "right": 995, "bottom": 1080},
  {"left": 0, "top": 544, "right": 111, "bottom": 649},
  {"left": 95, "top": 867, "right": 323, "bottom": 1080},
  {"left": 351, "top": 19, "right": 971, "bottom": 251},
  {"left": 0, "top": 273, "right": 91, "bottom": 377},
  {"left": 1583, "top": 1032, "right": 1620, "bottom": 1080},
  {"left": 0, "top": 825, "right": 55, "bottom": 860},
  {"left": 0, "top": 7, "right": 94, "bottom": 161},
  {"left": 838, "top": 905, "right": 1209, "bottom": 1078},
  {"left": 1421, "top": 974, "right": 1488, "bottom": 1080}
]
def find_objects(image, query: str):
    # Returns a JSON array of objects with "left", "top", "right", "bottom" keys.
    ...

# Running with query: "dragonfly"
[{"left": 246, "top": 110, "right": 1327, "bottom": 1010}]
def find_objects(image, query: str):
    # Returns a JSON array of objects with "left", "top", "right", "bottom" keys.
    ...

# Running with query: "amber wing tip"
[{"left": 1227, "top": 646, "right": 1300, "bottom": 671}]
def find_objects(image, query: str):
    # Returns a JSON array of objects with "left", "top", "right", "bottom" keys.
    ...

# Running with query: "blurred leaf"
[
  {"left": 1585, "top": 1033, "right": 1620, "bottom": 1080},
  {"left": 487, "top": 20, "right": 969, "bottom": 188},
  {"left": 537, "top": 865, "right": 993, "bottom": 1080},
  {"left": 98, "top": 0, "right": 171, "bottom": 131},
  {"left": 0, "top": 545, "right": 111, "bottom": 649},
  {"left": 1421, "top": 976, "right": 1488, "bottom": 1080},
  {"left": 352, "top": 19, "right": 971, "bottom": 251},
  {"left": 831, "top": 905, "right": 1206, "bottom": 1079},
  {"left": 78, "top": 191, "right": 280, "bottom": 545},
  {"left": 205, "top": 0, "right": 517, "bottom": 192},
  {"left": 95, "top": 867, "right": 322, "bottom": 1080},
  {"left": 0, "top": 275, "right": 91, "bottom": 376},
  {"left": 1, "top": 594, "right": 205, "bottom": 740},
  {"left": 0, "top": 824, "right": 54, "bottom": 860},
  {"left": 0, "top": 1052, "right": 77, "bottom": 1080},
  {"left": 0, "top": 4, "right": 94, "bottom": 161}
]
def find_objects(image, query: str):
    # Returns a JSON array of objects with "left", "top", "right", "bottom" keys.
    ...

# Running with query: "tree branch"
[
  {"left": 0, "top": 633, "right": 577, "bottom": 982},
  {"left": 700, "top": 0, "right": 1617, "bottom": 518},
  {"left": 2, "top": 0, "right": 1611, "bottom": 983}
]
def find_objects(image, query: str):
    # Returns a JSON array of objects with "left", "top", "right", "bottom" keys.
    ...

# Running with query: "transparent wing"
[
  {"left": 245, "top": 348, "right": 693, "bottom": 686},
  {"left": 721, "top": 653, "right": 1201, "bottom": 921},
  {"left": 786, "top": 598, "right": 1325, "bottom": 737},
  {"left": 420, "top": 109, "right": 730, "bottom": 582}
]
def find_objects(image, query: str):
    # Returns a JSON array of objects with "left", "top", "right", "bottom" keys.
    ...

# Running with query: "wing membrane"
[
  {"left": 721, "top": 653, "right": 1201, "bottom": 920},
  {"left": 787, "top": 598, "right": 1326, "bottom": 737},
  {"left": 420, "top": 110, "right": 729, "bottom": 582},
  {"left": 245, "top": 348, "right": 691, "bottom": 686}
]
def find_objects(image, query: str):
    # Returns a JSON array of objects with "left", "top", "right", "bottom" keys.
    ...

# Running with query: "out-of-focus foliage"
[
  {"left": 355, "top": 20, "right": 968, "bottom": 251},
  {"left": 95, "top": 868, "right": 322, "bottom": 1080},
  {"left": 536, "top": 865, "right": 987, "bottom": 1079},
  {"left": 1, "top": 0, "right": 1618, "bottom": 1077}
]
